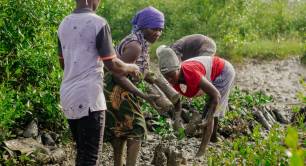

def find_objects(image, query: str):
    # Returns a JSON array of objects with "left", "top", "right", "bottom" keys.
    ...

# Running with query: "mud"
[{"left": 60, "top": 57, "right": 306, "bottom": 166}]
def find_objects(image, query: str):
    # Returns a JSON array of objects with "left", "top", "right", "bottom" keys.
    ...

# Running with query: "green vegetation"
[
  {"left": 0, "top": 0, "right": 305, "bottom": 165},
  {"left": 101, "top": 0, "right": 306, "bottom": 60},
  {"left": 0, "top": 0, "right": 73, "bottom": 144}
]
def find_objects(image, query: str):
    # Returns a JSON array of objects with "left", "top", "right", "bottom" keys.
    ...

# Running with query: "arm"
[
  {"left": 104, "top": 57, "right": 139, "bottom": 76},
  {"left": 111, "top": 40, "right": 143, "bottom": 92},
  {"left": 96, "top": 23, "right": 140, "bottom": 76},
  {"left": 199, "top": 76, "right": 220, "bottom": 120},
  {"left": 105, "top": 40, "right": 142, "bottom": 77},
  {"left": 172, "top": 98, "right": 184, "bottom": 131},
  {"left": 112, "top": 74, "right": 147, "bottom": 100},
  {"left": 196, "top": 76, "right": 221, "bottom": 157},
  {"left": 111, "top": 41, "right": 151, "bottom": 101}
]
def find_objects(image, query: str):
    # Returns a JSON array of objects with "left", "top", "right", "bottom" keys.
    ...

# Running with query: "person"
[
  {"left": 167, "top": 34, "right": 219, "bottom": 142},
  {"left": 57, "top": 0, "right": 140, "bottom": 165},
  {"left": 157, "top": 46, "right": 235, "bottom": 157},
  {"left": 170, "top": 34, "right": 216, "bottom": 61},
  {"left": 103, "top": 6, "right": 164, "bottom": 166}
]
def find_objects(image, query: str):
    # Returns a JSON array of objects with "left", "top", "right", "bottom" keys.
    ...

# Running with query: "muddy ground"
[{"left": 61, "top": 56, "right": 305, "bottom": 166}]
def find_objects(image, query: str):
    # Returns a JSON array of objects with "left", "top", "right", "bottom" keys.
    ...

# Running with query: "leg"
[
  {"left": 68, "top": 119, "right": 82, "bottom": 164},
  {"left": 126, "top": 138, "right": 141, "bottom": 166},
  {"left": 75, "top": 111, "right": 105, "bottom": 166},
  {"left": 111, "top": 138, "right": 127, "bottom": 166},
  {"left": 196, "top": 118, "right": 214, "bottom": 157},
  {"left": 210, "top": 117, "right": 219, "bottom": 142}
]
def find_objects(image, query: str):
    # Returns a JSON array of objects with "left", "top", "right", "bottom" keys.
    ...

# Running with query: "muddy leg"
[
  {"left": 111, "top": 138, "right": 126, "bottom": 166},
  {"left": 126, "top": 138, "right": 141, "bottom": 166},
  {"left": 210, "top": 117, "right": 218, "bottom": 142},
  {"left": 195, "top": 118, "right": 214, "bottom": 157}
]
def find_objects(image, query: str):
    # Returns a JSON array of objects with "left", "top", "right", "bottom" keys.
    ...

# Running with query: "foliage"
[
  {"left": 0, "top": 0, "right": 305, "bottom": 164},
  {"left": 285, "top": 126, "right": 305, "bottom": 166},
  {"left": 207, "top": 125, "right": 288, "bottom": 165},
  {"left": 205, "top": 87, "right": 305, "bottom": 166},
  {"left": 0, "top": 0, "right": 72, "bottom": 143},
  {"left": 101, "top": 0, "right": 306, "bottom": 60},
  {"left": 206, "top": 125, "right": 305, "bottom": 166}
]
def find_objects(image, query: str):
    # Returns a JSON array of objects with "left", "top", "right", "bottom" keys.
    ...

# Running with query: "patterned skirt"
[{"left": 103, "top": 72, "right": 147, "bottom": 142}]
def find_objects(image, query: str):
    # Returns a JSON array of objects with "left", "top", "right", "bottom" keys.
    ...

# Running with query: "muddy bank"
[
  {"left": 235, "top": 56, "right": 305, "bottom": 106},
  {"left": 59, "top": 57, "right": 306, "bottom": 166}
]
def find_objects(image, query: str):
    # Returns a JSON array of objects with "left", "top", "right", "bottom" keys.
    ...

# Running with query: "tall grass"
[
  {"left": 101, "top": 0, "right": 306, "bottom": 60},
  {"left": 0, "top": 0, "right": 305, "bottom": 144}
]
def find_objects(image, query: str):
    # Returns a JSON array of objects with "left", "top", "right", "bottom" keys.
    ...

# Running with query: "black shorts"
[{"left": 68, "top": 110, "right": 105, "bottom": 166}]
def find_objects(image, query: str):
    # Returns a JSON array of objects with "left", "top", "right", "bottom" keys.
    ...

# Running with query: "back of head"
[{"left": 156, "top": 45, "right": 180, "bottom": 75}]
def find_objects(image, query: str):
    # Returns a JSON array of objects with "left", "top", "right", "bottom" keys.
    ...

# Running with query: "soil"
[{"left": 61, "top": 56, "right": 306, "bottom": 166}]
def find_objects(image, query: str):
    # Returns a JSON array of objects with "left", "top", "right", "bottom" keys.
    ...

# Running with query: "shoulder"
[
  {"left": 120, "top": 40, "right": 142, "bottom": 61},
  {"left": 117, "top": 33, "right": 142, "bottom": 53},
  {"left": 124, "top": 41, "right": 142, "bottom": 51},
  {"left": 86, "top": 14, "right": 109, "bottom": 30},
  {"left": 58, "top": 14, "right": 72, "bottom": 28}
]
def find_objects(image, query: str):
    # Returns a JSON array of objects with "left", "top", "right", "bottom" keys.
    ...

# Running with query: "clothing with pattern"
[
  {"left": 116, "top": 30, "right": 149, "bottom": 73},
  {"left": 104, "top": 30, "right": 150, "bottom": 141}
]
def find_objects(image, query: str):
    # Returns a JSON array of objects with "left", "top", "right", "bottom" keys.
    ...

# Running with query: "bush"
[
  {"left": 101, "top": 0, "right": 306, "bottom": 59},
  {"left": 0, "top": 0, "right": 305, "bottom": 159},
  {"left": 0, "top": 0, "right": 73, "bottom": 142}
]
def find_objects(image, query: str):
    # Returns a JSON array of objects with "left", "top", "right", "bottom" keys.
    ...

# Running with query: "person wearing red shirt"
[{"left": 157, "top": 46, "right": 235, "bottom": 157}]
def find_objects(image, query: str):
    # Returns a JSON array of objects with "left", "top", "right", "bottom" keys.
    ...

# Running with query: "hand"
[
  {"left": 173, "top": 117, "right": 184, "bottom": 131},
  {"left": 126, "top": 64, "right": 141, "bottom": 78},
  {"left": 144, "top": 71, "right": 156, "bottom": 84},
  {"left": 144, "top": 94, "right": 161, "bottom": 109}
]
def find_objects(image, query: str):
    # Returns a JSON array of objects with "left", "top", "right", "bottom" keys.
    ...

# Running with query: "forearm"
[
  {"left": 204, "top": 97, "right": 219, "bottom": 120},
  {"left": 113, "top": 74, "right": 146, "bottom": 100},
  {"left": 199, "top": 76, "right": 221, "bottom": 120},
  {"left": 104, "top": 57, "right": 134, "bottom": 76},
  {"left": 196, "top": 118, "right": 214, "bottom": 157},
  {"left": 174, "top": 99, "right": 182, "bottom": 120},
  {"left": 109, "top": 58, "right": 129, "bottom": 75}
]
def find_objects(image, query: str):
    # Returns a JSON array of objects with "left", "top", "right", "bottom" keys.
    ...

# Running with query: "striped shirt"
[{"left": 116, "top": 31, "right": 149, "bottom": 73}]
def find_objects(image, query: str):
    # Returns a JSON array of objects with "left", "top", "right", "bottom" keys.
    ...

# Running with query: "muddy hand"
[
  {"left": 144, "top": 71, "right": 156, "bottom": 84},
  {"left": 195, "top": 117, "right": 214, "bottom": 157},
  {"left": 199, "top": 116, "right": 213, "bottom": 128},
  {"left": 173, "top": 118, "right": 184, "bottom": 131},
  {"left": 127, "top": 64, "right": 141, "bottom": 79},
  {"left": 145, "top": 94, "right": 161, "bottom": 110}
]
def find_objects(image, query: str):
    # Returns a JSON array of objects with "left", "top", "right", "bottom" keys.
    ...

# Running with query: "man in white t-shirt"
[{"left": 57, "top": 0, "right": 139, "bottom": 165}]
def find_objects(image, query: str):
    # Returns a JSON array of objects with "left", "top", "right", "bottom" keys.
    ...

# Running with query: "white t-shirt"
[{"left": 58, "top": 9, "right": 115, "bottom": 119}]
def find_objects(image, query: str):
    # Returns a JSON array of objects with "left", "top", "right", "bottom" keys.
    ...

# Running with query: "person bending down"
[
  {"left": 157, "top": 46, "right": 235, "bottom": 157},
  {"left": 162, "top": 34, "right": 221, "bottom": 142},
  {"left": 170, "top": 34, "right": 217, "bottom": 61}
]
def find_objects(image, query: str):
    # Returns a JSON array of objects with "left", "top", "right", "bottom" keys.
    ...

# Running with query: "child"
[{"left": 57, "top": 0, "right": 139, "bottom": 165}]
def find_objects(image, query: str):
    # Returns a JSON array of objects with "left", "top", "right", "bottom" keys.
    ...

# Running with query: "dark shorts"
[{"left": 68, "top": 110, "right": 105, "bottom": 166}]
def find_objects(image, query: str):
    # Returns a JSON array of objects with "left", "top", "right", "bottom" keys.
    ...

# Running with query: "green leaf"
[
  {"left": 290, "top": 149, "right": 305, "bottom": 166},
  {"left": 285, "top": 127, "right": 298, "bottom": 149}
]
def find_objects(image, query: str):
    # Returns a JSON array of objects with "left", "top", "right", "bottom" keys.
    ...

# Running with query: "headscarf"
[
  {"left": 157, "top": 45, "right": 180, "bottom": 75},
  {"left": 131, "top": 6, "right": 165, "bottom": 32}
]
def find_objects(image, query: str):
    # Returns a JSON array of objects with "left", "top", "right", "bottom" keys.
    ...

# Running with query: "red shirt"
[{"left": 173, "top": 56, "right": 224, "bottom": 98}]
